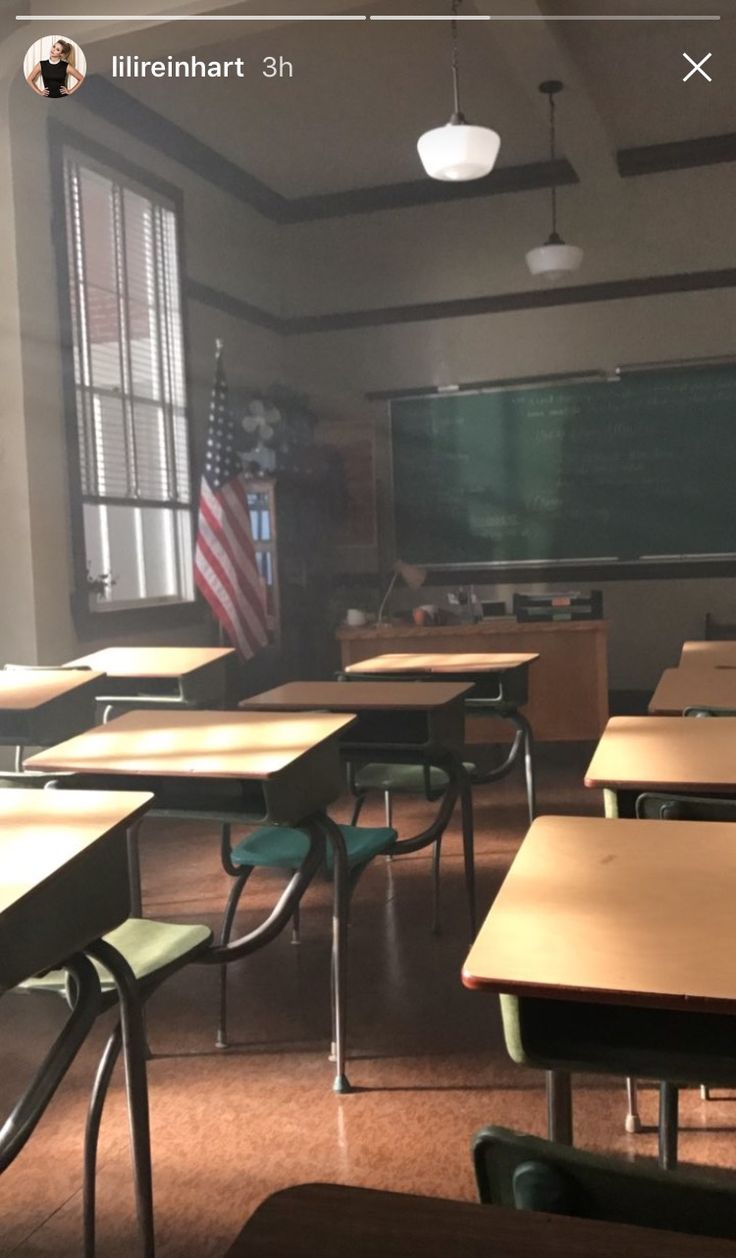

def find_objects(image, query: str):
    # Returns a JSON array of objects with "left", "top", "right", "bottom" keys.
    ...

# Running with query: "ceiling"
[{"left": 88, "top": 0, "right": 736, "bottom": 199}]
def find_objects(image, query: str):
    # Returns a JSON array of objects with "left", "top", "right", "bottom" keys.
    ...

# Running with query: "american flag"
[{"left": 194, "top": 342, "right": 268, "bottom": 659}]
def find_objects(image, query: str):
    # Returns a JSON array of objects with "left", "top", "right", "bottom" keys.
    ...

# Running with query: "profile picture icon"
[{"left": 24, "top": 35, "right": 86, "bottom": 98}]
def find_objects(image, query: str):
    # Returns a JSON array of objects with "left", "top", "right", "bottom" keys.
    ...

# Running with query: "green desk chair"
[
  {"left": 349, "top": 759, "right": 475, "bottom": 827},
  {"left": 624, "top": 788, "right": 736, "bottom": 1145},
  {"left": 627, "top": 698, "right": 736, "bottom": 1131},
  {"left": 498, "top": 985, "right": 736, "bottom": 1171},
  {"left": 217, "top": 818, "right": 397, "bottom": 1050},
  {"left": 472, "top": 1125, "right": 736, "bottom": 1237},
  {"left": 350, "top": 722, "right": 534, "bottom": 830},
  {"left": 7, "top": 774, "right": 329, "bottom": 1249},
  {"left": 346, "top": 751, "right": 476, "bottom": 937},
  {"left": 24, "top": 920, "right": 212, "bottom": 1256},
  {"left": 684, "top": 706, "right": 736, "bottom": 718}
]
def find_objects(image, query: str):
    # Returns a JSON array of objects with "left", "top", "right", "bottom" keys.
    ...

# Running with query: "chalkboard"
[{"left": 390, "top": 367, "right": 736, "bottom": 569}]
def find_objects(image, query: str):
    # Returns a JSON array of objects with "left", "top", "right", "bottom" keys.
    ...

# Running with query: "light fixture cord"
[
  {"left": 549, "top": 91, "right": 558, "bottom": 237},
  {"left": 451, "top": 0, "right": 463, "bottom": 121}
]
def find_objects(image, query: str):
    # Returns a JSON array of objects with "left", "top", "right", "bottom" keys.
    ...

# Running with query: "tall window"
[{"left": 64, "top": 150, "right": 194, "bottom": 611}]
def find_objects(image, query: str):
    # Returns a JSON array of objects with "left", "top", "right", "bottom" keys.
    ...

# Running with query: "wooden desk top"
[
  {"left": 65, "top": 646, "right": 234, "bottom": 678},
  {"left": 344, "top": 652, "right": 538, "bottom": 674},
  {"left": 584, "top": 715, "right": 736, "bottom": 793},
  {"left": 0, "top": 790, "right": 152, "bottom": 917},
  {"left": 240, "top": 680, "right": 471, "bottom": 712},
  {"left": 680, "top": 642, "right": 736, "bottom": 670},
  {"left": 223, "top": 1183, "right": 736, "bottom": 1258},
  {"left": 0, "top": 790, "right": 152, "bottom": 990},
  {"left": 649, "top": 668, "right": 736, "bottom": 715},
  {"left": 463, "top": 814, "right": 736, "bottom": 1011},
  {"left": 0, "top": 670, "right": 103, "bottom": 711},
  {"left": 25, "top": 710, "right": 355, "bottom": 780}
]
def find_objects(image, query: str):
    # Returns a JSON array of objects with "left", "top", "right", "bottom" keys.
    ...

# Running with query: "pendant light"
[
  {"left": 417, "top": 0, "right": 500, "bottom": 182},
  {"left": 525, "top": 81, "right": 583, "bottom": 282}
]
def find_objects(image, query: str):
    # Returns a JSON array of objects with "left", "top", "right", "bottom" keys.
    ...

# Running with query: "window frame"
[{"left": 50, "top": 123, "right": 203, "bottom": 636}]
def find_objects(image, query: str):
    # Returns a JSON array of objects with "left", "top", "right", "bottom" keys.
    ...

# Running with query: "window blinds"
[{"left": 64, "top": 154, "right": 191, "bottom": 509}]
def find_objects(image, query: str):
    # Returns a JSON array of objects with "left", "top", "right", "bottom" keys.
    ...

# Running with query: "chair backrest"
[
  {"left": 0, "top": 774, "right": 65, "bottom": 790},
  {"left": 705, "top": 614, "right": 736, "bottom": 641},
  {"left": 2, "top": 664, "right": 91, "bottom": 671},
  {"left": 684, "top": 706, "right": 736, "bottom": 718},
  {"left": 635, "top": 792, "right": 736, "bottom": 822},
  {"left": 473, "top": 1126, "right": 736, "bottom": 1239}
]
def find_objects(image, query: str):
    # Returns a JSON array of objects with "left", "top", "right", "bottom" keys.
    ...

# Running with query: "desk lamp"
[{"left": 377, "top": 560, "right": 427, "bottom": 626}]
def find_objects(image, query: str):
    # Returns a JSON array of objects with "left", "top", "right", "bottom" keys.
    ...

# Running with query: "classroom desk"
[
  {"left": 66, "top": 646, "right": 235, "bottom": 716},
  {"left": 222, "top": 1182, "right": 736, "bottom": 1258},
  {"left": 26, "top": 708, "right": 357, "bottom": 1091},
  {"left": 584, "top": 715, "right": 736, "bottom": 817},
  {"left": 239, "top": 680, "right": 476, "bottom": 932},
  {"left": 341, "top": 653, "right": 538, "bottom": 821},
  {"left": 649, "top": 668, "right": 736, "bottom": 714},
  {"left": 462, "top": 814, "right": 736, "bottom": 1156},
  {"left": 337, "top": 618, "right": 609, "bottom": 742},
  {"left": 680, "top": 641, "right": 736, "bottom": 669},
  {"left": 0, "top": 789, "right": 154, "bottom": 1252},
  {"left": 0, "top": 669, "right": 102, "bottom": 769}
]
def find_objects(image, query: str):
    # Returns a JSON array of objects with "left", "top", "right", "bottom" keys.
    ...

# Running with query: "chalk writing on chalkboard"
[{"left": 391, "top": 366, "right": 736, "bottom": 569}]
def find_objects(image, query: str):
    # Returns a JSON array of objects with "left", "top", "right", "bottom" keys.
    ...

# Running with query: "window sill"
[
  {"left": 91, "top": 596, "right": 197, "bottom": 614},
  {"left": 70, "top": 590, "right": 207, "bottom": 638}
]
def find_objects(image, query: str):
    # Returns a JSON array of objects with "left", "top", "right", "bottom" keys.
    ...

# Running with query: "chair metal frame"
[
  {"left": 0, "top": 953, "right": 100, "bottom": 1174},
  {"left": 347, "top": 746, "right": 473, "bottom": 935}
]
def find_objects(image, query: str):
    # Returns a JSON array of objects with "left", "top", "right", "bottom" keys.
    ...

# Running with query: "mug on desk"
[{"left": 346, "top": 608, "right": 367, "bottom": 627}]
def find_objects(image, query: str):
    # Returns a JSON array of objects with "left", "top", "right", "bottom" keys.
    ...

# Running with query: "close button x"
[{"left": 683, "top": 52, "right": 712, "bottom": 82}]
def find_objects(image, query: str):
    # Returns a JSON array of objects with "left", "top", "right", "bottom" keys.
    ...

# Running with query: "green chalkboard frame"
[{"left": 389, "top": 366, "right": 736, "bottom": 580}]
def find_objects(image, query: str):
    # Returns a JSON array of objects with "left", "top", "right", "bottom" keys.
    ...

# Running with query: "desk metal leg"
[
  {"left": 509, "top": 712, "right": 535, "bottom": 824},
  {"left": 625, "top": 1076, "right": 642, "bottom": 1133},
  {"left": 88, "top": 939, "right": 155, "bottom": 1257},
  {"left": 457, "top": 762, "right": 476, "bottom": 938},
  {"left": 658, "top": 1082, "right": 679, "bottom": 1171},
  {"left": 465, "top": 707, "right": 536, "bottom": 824},
  {"left": 321, "top": 816, "right": 351, "bottom": 1094},
  {"left": 13, "top": 744, "right": 24, "bottom": 773},
  {"left": 127, "top": 822, "right": 143, "bottom": 918},
  {"left": 546, "top": 1070, "right": 573, "bottom": 1145},
  {"left": 83, "top": 1024, "right": 122, "bottom": 1257},
  {"left": 431, "top": 836, "right": 442, "bottom": 936}
]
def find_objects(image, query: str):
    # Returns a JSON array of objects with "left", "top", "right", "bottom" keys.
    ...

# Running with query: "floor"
[{"left": 2, "top": 744, "right": 736, "bottom": 1256}]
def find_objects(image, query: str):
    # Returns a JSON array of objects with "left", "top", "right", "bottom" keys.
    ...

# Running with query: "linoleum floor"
[{"left": 2, "top": 744, "right": 736, "bottom": 1256}]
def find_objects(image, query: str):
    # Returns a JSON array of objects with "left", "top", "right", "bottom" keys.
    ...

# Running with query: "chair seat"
[
  {"left": 23, "top": 919, "right": 213, "bottom": 993},
  {"left": 231, "top": 824, "right": 397, "bottom": 871},
  {"left": 354, "top": 762, "right": 476, "bottom": 793}
]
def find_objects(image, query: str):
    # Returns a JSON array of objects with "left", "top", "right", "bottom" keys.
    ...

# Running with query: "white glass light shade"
[
  {"left": 417, "top": 123, "right": 500, "bottom": 182},
  {"left": 525, "top": 241, "right": 583, "bottom": 283}
]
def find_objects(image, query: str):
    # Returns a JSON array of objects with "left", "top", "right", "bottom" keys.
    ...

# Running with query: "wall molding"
[
  {"left": 281, "top": 268, "right": 736, "bottom": 335},
  {"left": 81, "top": 77, "right": 578, "bottom": 223},
  {"left": 186, "top": 279, "right": 282, "bottom": 331},
  {"left": 618, "top": 132, "right": 736, "bottom": 178},
  {"left": 187, "top": 266, "right": 736, "bottom": 336},
  {"left": 82, "top": 77, "right": 736, "bottom": 228}
]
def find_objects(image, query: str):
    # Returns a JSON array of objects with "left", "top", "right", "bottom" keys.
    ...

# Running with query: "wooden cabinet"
[
  {"left": 337, "top": 619, "right": 609, "bottom": 742},
  {"left": 246, "top": 475, "right": 336, "bottom": 682}
]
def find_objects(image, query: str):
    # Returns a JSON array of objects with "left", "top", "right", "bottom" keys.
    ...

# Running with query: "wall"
[
  {"left": 4, "top": 63, "right": 285, "bottom": 664},
  {"left": 4, "top": 35, "right": 736, "bottom": 688},
  {"left": 0, "top": 34, "right": 38, "bottom": 664},
  {"left": 283, "top": 166, "right": 736, "bottom": 690}
]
